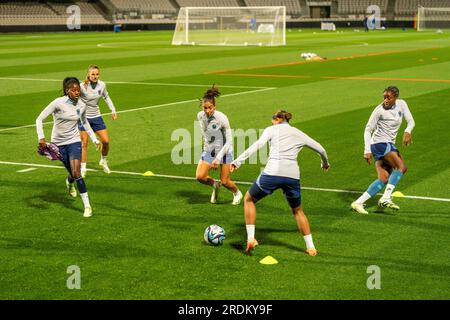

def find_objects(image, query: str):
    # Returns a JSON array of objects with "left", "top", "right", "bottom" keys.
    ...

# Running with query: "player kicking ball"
[{"left": 231, "top": 110, "right": 330, "bottom": 256}]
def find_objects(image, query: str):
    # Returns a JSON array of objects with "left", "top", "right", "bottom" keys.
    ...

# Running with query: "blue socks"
[
  {"left": 75, "top": 177, "right": 87, "bottom": 194},
  {"left": 367, "top": 179, "right": 385, "bottom": 197},
  {"left": 388, "top": 170, "right": 403, "bottom": 186}
]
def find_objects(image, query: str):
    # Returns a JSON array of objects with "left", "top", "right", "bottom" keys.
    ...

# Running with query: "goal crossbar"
[{"left": 172, "top": 6, "right": 286, "bottom": 47}]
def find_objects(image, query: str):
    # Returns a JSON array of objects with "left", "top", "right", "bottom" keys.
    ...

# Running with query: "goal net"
[
  {"left": 417, "top": 6, "right": 450, "bottom": 31},
  {"left": 172, "top": 6, "right": 286, "bottom": 46}
]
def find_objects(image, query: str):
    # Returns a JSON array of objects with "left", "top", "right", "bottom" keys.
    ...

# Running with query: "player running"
[
  {"left": 351, "top": 86, "right": 415, "bottom": 214},
  {"left": 231, "top": 110, "right": 330, "bottom": 256},
  {"left": 196, "top": 85, "right": 243, "bottom": 205},
  {"left": 36, "top": 77, "right": 100, "bottom": 217},
  {"left": 79, "top": 64, "right": 118, "bottom": 178}
]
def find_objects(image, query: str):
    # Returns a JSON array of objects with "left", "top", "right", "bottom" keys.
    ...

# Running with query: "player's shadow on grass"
[
  {"left": 25, "top": 190, "right": 80, "bottom": 213},
  {"left": 337, "top": 191, "right": 397, "bottom": 216},
  {"left": 337, "top": 190, "right": 358, "bottom": 202},
  {"left": 98, "top": 202, "right": 213, "bottom": 224},
  {"left": 229, "top": 226, "right": 303, "bottom": 254},
  {"left": 175, "top": 190, "right": 213, "bottom": 204}
]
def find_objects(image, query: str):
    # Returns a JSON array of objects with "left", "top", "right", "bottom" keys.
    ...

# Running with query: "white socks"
[
  {"left": 382, "top": 184, "right": 395, "bottom": 200},
  {"left": 246, "top": 226, "right": 315, "bottom": 250},
  {"left": 81, "top": 162, "right": 87, "bottom": 170},
  {"left": 246, "top": 225, "right": 255, "bottom": 241},
  {"left": 355, "top": 192, "right": 371, "bottom": 204},
  {"left": 304, "top": 234, "right": 315, "bottom": 250},
  {"left": 80, "top": 192, "right": 91, "bottom": 208}
]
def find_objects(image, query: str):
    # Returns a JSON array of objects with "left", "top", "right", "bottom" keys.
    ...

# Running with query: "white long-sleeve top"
[
  {"left": 197, "top": 110, "right": 233, "bottom": 161},
  {"left": 80, "top": 80, "right": 116, "bottom": 119},
  {"left": 233, "top": 122, "right": 329, "bottom": 180},
  {"left": 364, "top": 99, "right": 415, "bottom": 154},
  {"left": 36, "top": 96, "right": 98, "bottom": 146}
]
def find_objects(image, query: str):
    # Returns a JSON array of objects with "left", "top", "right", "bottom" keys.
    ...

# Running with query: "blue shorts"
[
  {"left": 248, "top": 173, "right": 301, "bottom": 209},
  {"left": 371, "top": 142, "right": 399, "bottom": 161},
  {"left": 201, "top": 150, "right": 233, "bottom": 164},
  {"left": 79, "top": 116, "right": 106, "bottom": 132},
  {"left": 58, "top": 142, "right": 82, "bottom": 172}
]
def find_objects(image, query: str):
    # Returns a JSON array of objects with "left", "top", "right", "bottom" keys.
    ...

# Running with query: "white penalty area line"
[
  {"left": 1, "top": 160, "right": 449, "bottom": 203},
  {"left": 0, "top": 86, "right": 276, "bottom": 133},
  {"left": 113, "top": 87, "right": 275, "bottom": 115}
]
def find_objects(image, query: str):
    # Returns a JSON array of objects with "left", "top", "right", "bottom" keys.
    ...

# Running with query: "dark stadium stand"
[{"left": 0, "top": 0, "right": 448, "bottom": 31}]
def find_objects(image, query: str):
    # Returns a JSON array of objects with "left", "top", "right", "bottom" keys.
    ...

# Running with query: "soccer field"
[{"left": 0, "top": 29, "right": 449, "bottom": 300}]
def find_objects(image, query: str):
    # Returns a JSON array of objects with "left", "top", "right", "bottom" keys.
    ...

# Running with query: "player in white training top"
[
  {"left": 36, "top": 77, "right": 100, "bottom": 217},
  {"left": 196, "top": 86, "right": 242, "bottom": 205},
  {"left": 351, "top": 86, "right": 415, "bottom": 214},
  {"left": 79, "top": 65, "right": 118, "bottom": 177},
  {"left": 231, "top": 110, "right": 330, "bottom": 256}
]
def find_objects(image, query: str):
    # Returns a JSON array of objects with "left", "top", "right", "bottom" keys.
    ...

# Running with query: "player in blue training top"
[
  {"left": 351, "top": 86, "right": 415, "bottom": 214},
  {"left": 231, "top": 110, "right": 330, "bottom": 256},
  {"left": 79, "top": 65, "right": 118, "bottom": 178},
  {"left": 196, "top": 86, "right": 243, "bottom": 205},
  {"left": 36, "top": 77, "right": 100, "bottom": 217}
]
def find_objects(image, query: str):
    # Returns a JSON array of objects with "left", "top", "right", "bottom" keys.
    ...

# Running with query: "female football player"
[
  {"left": 79, "top": 65, "right": 117, "bottom": 177},
  {"left": 231, "top": 110, "right": 330, "bottom": 256},
  {"left": 36, "top": 77, "right": 100, "bottom": 217},
  {"left": 351, "top": 86, "right": 415, "bottom": 214},
  {"left": 196, "top": 86, "right": 242, "bottom": 205}
]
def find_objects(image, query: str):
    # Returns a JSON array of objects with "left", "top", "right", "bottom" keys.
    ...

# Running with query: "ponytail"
[
  {"left": 201, "top": 85, "right": 221, "bottom": 106},
  {"left": 273, "top": 110, "right": 292, "bottom": 122}
]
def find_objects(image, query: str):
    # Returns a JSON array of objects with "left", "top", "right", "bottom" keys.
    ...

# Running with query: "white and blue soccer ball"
[{"left": 204, "top": 224, "right": 226, "bottom": 246}]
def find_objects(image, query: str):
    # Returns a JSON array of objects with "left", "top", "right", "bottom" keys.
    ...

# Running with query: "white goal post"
[
  {"left": 417, "top": 6, "right": 450, "bottom": 31},
  {"left": 172, "top": 6, "right": 286, "bottom": 46}
]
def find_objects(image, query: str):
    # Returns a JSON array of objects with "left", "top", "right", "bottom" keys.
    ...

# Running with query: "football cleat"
[
  {"left": 210, "top": 181, "right": 221, "bottom": 204},
  {"left": 83, "top": 207, "right": 93, "bottom": 218},
  {"left": 99, "top": 158, "right": 111, "bottom": 174},
  {"left": 306, "top": 248, "right": 318, "bottom": 256},
  {"left": 351, "top": 202, "right": 368, "bottom": 214},
  {"left": 378, "top": 198, "right": 400, "bottom": 210},
  {"left": 66, "top": 179, "right": 77, "bottom": 198},
  {"left": 232, "top": 190, "right": 243, "bottom": 205},
  {"left": 245, "top": 238, "right": 259, "bottom": 254}
]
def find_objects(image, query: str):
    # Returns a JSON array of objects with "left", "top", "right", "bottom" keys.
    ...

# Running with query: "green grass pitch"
[{"left": 0, "top": 29, "right": 449, "bottom": 299}]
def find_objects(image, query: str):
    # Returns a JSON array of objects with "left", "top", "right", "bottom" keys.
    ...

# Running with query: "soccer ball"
[{"left": 204, "top": 224, "right": 226, "bottom": 246}]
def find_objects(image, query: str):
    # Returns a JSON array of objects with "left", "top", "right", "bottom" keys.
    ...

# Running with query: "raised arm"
[
  {"left": 232, "top": 127, "right": 271, "bottom": 169},
  {"left": 300, "top": 131, "right": 330, "bottom": 169}
]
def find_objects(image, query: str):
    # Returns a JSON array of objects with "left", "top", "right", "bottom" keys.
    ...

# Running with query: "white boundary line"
[
  {"left": 17, "top": 168, "right": 37, "bottom": 173},
  {"left": 1, "top": 160, "right": 449, "bottom": 203},
  {"left": 0, "top": 87, "right": 276, "bottom": 132}
]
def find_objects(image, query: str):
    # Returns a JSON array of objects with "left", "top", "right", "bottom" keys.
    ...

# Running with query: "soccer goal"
[
  {"left": 172, "top": 6, "right": 286, "bottom": 46},
  {"left": 417, "top": 6, "right": 450, "bottom": 32}
]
